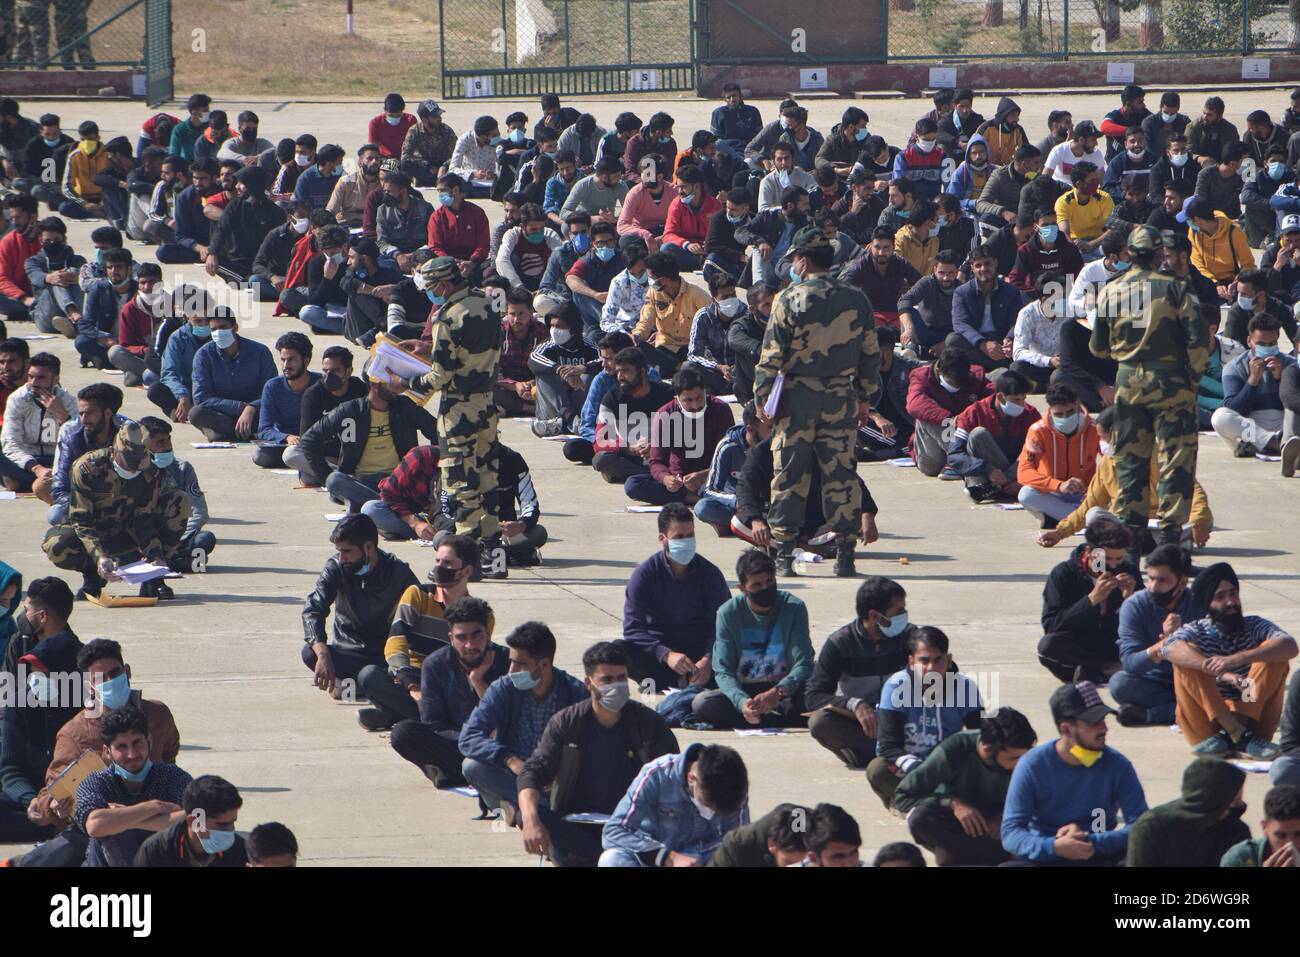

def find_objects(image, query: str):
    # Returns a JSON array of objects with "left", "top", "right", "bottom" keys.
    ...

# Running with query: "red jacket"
[
  {"left": 1017, "top": 414, "right": 1100, "bottom": 492},
  {"left": 648, "top": 397, "right": 735, "bottom": 483},
  {"left": 904, "top": 363, "right": 993, "bottom": 426},
  {"left": 367, "top": 113, "right": 416, "bottom": 158},
  {"left": 427, "top": 201, "right": 490, "bottom": 263},
  {"left": 118, "top": 298, "right": 155, "bottom": 356},
  {"left": 0, "top": 228, "right": 40, "bottom": 299},
  {"left": 662, "top": 192, "right": 722, "bottom": 248}
]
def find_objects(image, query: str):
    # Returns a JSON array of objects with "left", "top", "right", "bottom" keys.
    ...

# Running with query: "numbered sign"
[
  {"left": 630, "top": 69, "right": 660, "bottom": 91},
  {"left": 464, "top": 76, "right": 495, "bottom": 98},
  {"left": 799, "top": 68, "right": 828, "bottom": 90},
  {"left": 1105, "top": 62, "right": 1134, "bottom": 84},
  {"left": 1242, "top": 58, "right": 1270, "bottom": 80},
  {"left": 928, "top": 67, "right": 957, "bottom": 89}
]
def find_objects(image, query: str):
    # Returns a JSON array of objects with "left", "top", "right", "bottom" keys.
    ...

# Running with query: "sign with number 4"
[{"left": 799, "top": 69, "right": 828, "bottom": 90}]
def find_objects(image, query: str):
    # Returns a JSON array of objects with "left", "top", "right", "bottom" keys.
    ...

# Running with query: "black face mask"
[
  {"left": 748, "top": 583, "right": 779, "bottom": 609},
  {"left": 1224, "top": 802, "right": 1248, "bottom": 821},
  {"left": 1151, "top": 584, "right": 1179, "bottom": 607},
  {"left": 241, "top": 127, "right": 257, "bottom": 143},
  {"left": 42, "top": 239, "right": 66, "bottom": 259},
  {"left": 381, "top": 193, "right": 400, "bottom": 207},
  {"left": 432, "top": 565, "right": 461, "bottom": 585},
  {"left": 322, "top": 371, "right": 345, "bottom": 392}
]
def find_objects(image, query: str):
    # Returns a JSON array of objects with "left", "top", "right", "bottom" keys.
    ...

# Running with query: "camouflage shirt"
[
  {"left": 410, "top": 286, "right": 502, "bottom": 409},
  {"left": 1090, "top": 267, "right": 1210, "bottom": 378},
  {"left": 68, "top": 448, "right": 191, "bottom": 566},
  {"left": 754, "top": 274, "right": 881, "bottom": 404}
]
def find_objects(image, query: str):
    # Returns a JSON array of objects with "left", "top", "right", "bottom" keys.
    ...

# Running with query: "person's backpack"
[{"left": 655, "top": 684, "right": 714, "bottom": 729}]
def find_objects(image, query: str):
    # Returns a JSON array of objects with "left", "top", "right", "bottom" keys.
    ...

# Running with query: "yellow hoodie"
[
  {"left": 1189, "top": 211, "right": 1254, "bottom": 283},
  {"left": 1055, "top": 453, "right": 1212, "bottom": 538}
]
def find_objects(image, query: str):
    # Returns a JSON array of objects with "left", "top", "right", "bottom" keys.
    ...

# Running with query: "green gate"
[{"left": 438, "top": 0, "right": 696, "bottom": 99}]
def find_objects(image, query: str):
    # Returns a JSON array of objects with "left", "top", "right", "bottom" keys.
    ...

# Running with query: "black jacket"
[
  {"left": 298, "top": 375, "right": 369, "bottom": 439},
  {"left": 516, "top": 698, "right": 679, "bottom": 816},
  {"left": 704, "top": 208, "right": 747, "bottom": 272},
  {"left": 418, "top": 641, "right": 511, "bottom": 740},
  {"left": 211, "top": 195, "right": 287, "bottom": 266},
  {"left": 302, "top": 550, "right": 418, "bottom": 656},
  {"left": 1058, "top": 318, "right": 1117, "bottom": 394},
  {"left": 133, "top": 816, "right": 249, "bottom": 867},
  {"left": 805, "top": 619, "right": 910, "bottom": 713},
  {"left": 1040, "top": 543, "right": 1138, "bottom": 649},
  {"left": 252, "top": 222, "right": 300, "bottom": 279},
  {"left": 1018, "top": 174, "right": 1068, "bottom": 222},
  {"left": 17, "top": 134, "right": 74, "bottom": 180},
  {"left": 1194, "top": 166, "right": 1244, "bottom": 220},
  {"left": 299, "top": 395, "right": 438, "bottom": 481},
  {"left": 1146, "top": 157, "right": 1198, "bottom": 206},
  {"left": 735, "top": 435, "right": 877, "bottom": 527}
]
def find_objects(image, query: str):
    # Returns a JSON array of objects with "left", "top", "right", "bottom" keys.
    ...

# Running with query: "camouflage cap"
[
  {"left": 1126, "top": 224, "right": 1158, "bottom": 253},
  {"left": 113, "top": 421, "right": 151, "bottom": 471},
  {"left": 418, "top": 256, "right": 461, "bottom": 283},
  {"left": 790, "top": 225, "right": 831, "bottom": 254},
  {"left": 379, "top": 157, "right": 401, "bottom": 173}
]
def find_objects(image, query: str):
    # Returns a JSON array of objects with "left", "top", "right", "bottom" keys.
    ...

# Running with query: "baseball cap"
[
  {"left": 1282, "top": 214, "right": 1300, "bottom": 235},
  {"left": 790, "top": 225, "right": 831, "bottom": 254},
  {"left": 1072, "top": 120, "right": 1100, "bottom": 138},
  {"left": 1050, "top": 680, "right": 1117, "bottom": 725},
  {"left": 1126, "top": 224, "right": 1158, "bottom": 253},
  {"left": 419, "top": 256, "right": 461, "bottom": 284},
  {"left": 1175, "top": 196, "right": 1195, "bottom": 224},
  {"left": 113, "top": 421, "right": 151, "bottom": 472},
  {"left": 417, "top": 99, "right": 444, "bottom": 118}
]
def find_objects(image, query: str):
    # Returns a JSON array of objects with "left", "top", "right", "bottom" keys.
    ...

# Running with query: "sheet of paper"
[
  {"left": 268, "top": 469, "right": 299, "bottom": 476},
  {"left": 538, "top": 434, "right": 572, "bottom": 441},
  {"left": 0, "top": 490, "right": 16, "bottom": 500},
  {"left": 1256, "top": 454, "right": 1282, "bottom": 462},
  {"left": 447, "top": 786, "right": 479, "bottom": 798},
  {"left": 762, "top": 372, "right": 784, "bottom": 419},
  {"left": 624, "top": 505, "right": 662, "bottom": 513},
  {"left": 735, "top": 728, "right": 786, "bottom": 737},
  {"left": 563, "top": 812, "right": 613, "bottom": 824},
  {"left": 470, "top": 177, "right": 495, "bottom": 189},
  {"left": 997, "top": 503, "right": 1025, "bottom": 510},
  {"left": 21, "top": 334, "right": 57, "bottom": 340},
  {"left": 793, "top": 549, "right": 824, "bottom": 563},
  {"left": 715, "top": 394, "right": 738, "bottom": 404},
  {"left": 369, "top": 338, "right": 433, "bottom": 390},
  {"left": 324, "top": 513, "right": 347, "bottom": 522},
  {"left": 191, "top": 442, "right": 237, "bottom": 449},
  {"left": 888, "top": 457, "right": 916, "bottom": 467},
  {"left": 115, "top": 561, "right": 182, "bottom": 584},
  {"left": 1230, "top": 760, "right": 1272, "bottom": 773}
]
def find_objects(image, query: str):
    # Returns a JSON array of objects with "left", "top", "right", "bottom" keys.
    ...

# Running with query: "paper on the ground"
[
  {"left": 793, "top": 549, "right": 824, "bottom": 563},
  {"left": 447, "top": 786, "right": 479, "bottom": 798},
  {"left": 470, "top": 177, "right": 495, "bottom": 189},
  {"left": 370, "top": 338, "right": 432, "bottom": 383},
  {"left": 510, "top": 417, "right": 535, "bottom": 424},
  {"left": 888, "top": 457, "right": 916, "bottom": 467},
  {"left": 1230, "top": 760, "right": 1273, "bottom": 773},
  {"left": 762, "top": 372, "right": 785, "bottom": 418},
  {"left": 191, "top": 442, "right": 236, "bottom": 449},
  {"left": 324, "top": 513, "right": 348, "bottom": 522},
  {"left": 715, "top": 394, "right": 738, "bottom": 404},
  {"left": 255, "top": 440, "right": 287, "bottom": 449},
  {"left": 100, "top": 369, "right": 123, "bottom": 375},
  {"left": 1256, "top": 453, "right": 1282, "bottom": 462},
  {"left": 563, "top": 812, "right": 613, "bottom": 824},
  {"left": 268, "top": 469, "right": 299, "bottom": 476},
  {"left": 0, "top": 490, "right": 16, "bottom": 500},
  {"left": 20, "top": 334, "right": 57, "bottom": 340},
  {"left": 538, "top": 433, "right": 573, "bottom": 441},
  {"left": 115, "top": 561, "right": 182, "bottom": 584},
  {"left": 997, "top": 503, "right": 1025, "bottom": 511},
  {"left": 735, "top": 728, "right": 786, "bottom": 737},
  {"left": 624, "top": 505, "right": 662, "bottom": 513}
]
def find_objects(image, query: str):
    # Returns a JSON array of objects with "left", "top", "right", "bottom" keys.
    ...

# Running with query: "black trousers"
[
  {"left": 1037, "top": 631, "right": 1119, "bottom": 684},
  {"left": 358, "top": 664, "right": 421, "bottom": 726},
  {"left": 0, "top": 796, "right": 58, "bottom": 844},
  {"left": 300, "top": 642, "right": 384, "bottom": 686},
  {"left": 1050, "top": 366, "right": 1108, "bottom": 413},
  {"left": 907, "top": 803, "right": 1011, "bottom": 867},
  {"left": 389, "top": 720, "right": 468, "bottom": 787},
  {"left": 562, "top": 438, "right": 595, "bottom": 465},
  {"left": 613, "top": 639, "right": 685, "bottom": 694},
  {"left": 592, "top": 450, "right": 648, "bottom": 484},
  {"left": 807, "top": 708, "right": 876, "bottom": 768},
  {"left": 536, "top": 804, "right": 604, "bottom": 867}
]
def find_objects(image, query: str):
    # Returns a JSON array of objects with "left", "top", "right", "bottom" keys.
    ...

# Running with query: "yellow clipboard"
[
  {"left": 367, "top": 333, "right": 436, "bottom": 406},
  {"left": 86, "top": 593, "right": 158, "bottom": 608}
]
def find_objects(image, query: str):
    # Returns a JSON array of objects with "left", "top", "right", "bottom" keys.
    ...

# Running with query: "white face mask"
[
  {"left": 682, "top": 406, "right": 706, "bottom": 420},
  {"left": 1170, "top": 153, "right": 1189, "bottom": 167},
  {"left": 136, "top": 290, "right": 163, "bottom": 309},
  {"left": 1099, "top": 440, "right": 1115, "bottom": 457},
  {"left": 291, "top": 217, "right": 309, "bottom": 235},
  {"left": 690, "top": 783, "right": 716, "bottom": 820},
  {"left": 113, "top": 461, "right": 141, "bottom": 481},
  {"left": 1236, "top": 294, "right": 1255, "bottom": 310},
  {"left": 718, "top": 297, "right": 744, "bottom": 318},
  {"left": 413, "top": 272, "right": 430, "bottom": 290},
  {"left": 294, "top": 153, "right": 311, "bottom": 167},
  {"left": 550, "top": 327, "right": 572, "bottom": 346},
  {"left": 938, "top": 375, "right": 961, "bottom": 394},
  {"left": 915, "top": 139, "right": 937, "bottom": 153}
]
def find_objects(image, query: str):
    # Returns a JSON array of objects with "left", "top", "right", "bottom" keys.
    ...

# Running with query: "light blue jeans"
[{"left": 1017, "top": 486, "right": 1084, "bottom": 523}]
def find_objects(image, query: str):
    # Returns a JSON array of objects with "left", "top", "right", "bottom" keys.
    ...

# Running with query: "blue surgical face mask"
[
  {"left": 192, "top": 323, "right": 211, "bottom": 338},
  {"left": 211, "top": 327, "right": 236, "bottom": 349},
  {"left": 572, "top": 232, "right": 590, "bottom": 253},
  {"left": 897, "top": 208, "right": 911, "bottom": 219},
  {"left": 150, "top": 451, "right": 175, "bottom": 469},
  {"left": 95, "top": 249, "right": 105, "bottom": 266},
  {"left": 199, "top": 827, "right": 237, "bottom": 855},
  {"left": 1000, "top": 399, "right": 1026, "bottom": 417},
  {"left": 726, "top": 212, "right": 744, "bottom": 224},
  {"left": 1255, "top": 343, "right": 1281, "bottom": 358},
  {"left": 510, "top": 128, "right": 525, "bottom": 144},
  {"left": 1052, "top": 411, "right": 1080, "bottom": 433},
  {"left": 666, "top": 536, "right": 696, "bottom": 565},
  {"left": 385, "top": 115, "right": 402, "bottom": 127},
  {"left": 43, "top": 136, "right": 61, "bottom": 148},
  {"left": 1039, "top": 224, "right": 1059, "bottom": 244},
  {"left": 113, "top": 757, "right": 153, "bottom": 784},
  {"left": 97, "top": 672, "right": 132, "bottom": 711},
  {"left": 526, "top": 230, "right": 545, "bottom": 243},
  {"left": 437, "top": 191, "right": 453, "bottom": 207},
  {"left": 1270, "top": 162, "right": 1287, "bottom": 180},
  {"left": 879, "top": 610, "right": 909, "bottom": 638},
  {"left": 788, "top": 263, "right": 803, "bottom": 284},
  {"left": 855, "top": 127, "right": 869, "bottom": 142},
  {"left": 510, "top": 667, "right": 541, "bottom": 691},
  {"left": 629, "top": 270, "right": 648, "bottom": 285},
  {"left": 595, "top": 245, "right": 616, "bottom": 263},
  {"left": 1110, "top": 259, "right": 1130, "bottom": 272},
  {"left": 427, "top": 291, "right": 446, "bottom": 305}
]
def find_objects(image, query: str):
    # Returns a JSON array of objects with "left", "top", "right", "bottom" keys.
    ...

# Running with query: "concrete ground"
[{"left": 2, "top": 91, "right": 1297, "bottom": 866}]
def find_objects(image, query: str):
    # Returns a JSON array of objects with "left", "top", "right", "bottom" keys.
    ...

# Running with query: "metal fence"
[
  {"left": 887, "top": 0, "right": 1294, "bottom": 60},
  {"left": 1, "top": 0, "right": 146, "bottom": 69},
  {"left": 439, "top": 0, "right": 695, "bottom": 99}
]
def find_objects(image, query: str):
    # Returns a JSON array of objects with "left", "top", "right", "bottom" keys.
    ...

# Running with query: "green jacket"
[
  {"left": 707, "top": 805, "right": 799, "bottom": 867},
  {"left": 1220, "top": 836, "right": 1270, "bottom": 868},
  {"left": 893, "top": 730, "right": 1013, "bottom": 817},
  {"left": 712, "top": 592, "right": 814, "bottom": 713},
  {"left": 1127, "top": 757, "right": 1250, "bottom": 867}
]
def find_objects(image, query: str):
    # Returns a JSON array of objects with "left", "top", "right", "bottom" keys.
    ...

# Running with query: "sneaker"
[
  {"left": 1238, "top": 731, "right": 1282, "bottom": 761},
  {"left": 773, "top": 543, "right": 797, "bottom": 578},
  {"left": 499, "top": 798, "right": 520, "bottom": 828},
  {"left": 531, "top": 417, "right": 565, "bottom": 438},
  {"left": 1192, "top": 730, "right": 1236, "bottom": 756},
  {"left": 834, "top": 541, "right": 856, "bottom": 578},
  {"left": 1117, "top": 704, "right": 1151, "bottom": 727},
  {"left": 77, "top": 570, "right": 105, "bottom": 601},
  {"left": 966, "top": 482, "right": 997, "bottom": 503},
  {"left": 51, "top": 315, "right": 77, "bottom": 338},
  {"left": 507, "top": 547, "right": 542, "bottom": 568},
  {"left": 1282, "top": 437, "right": 1300, "bottom": 478},
  {"left": 140, "top": 579, "right": 174, "bottom": 601},
  {"left": 478, "top": 537, "right": 508, "bottom": 580},
  {"left": 356, "top": 707, "right": 392, "bottom": 732},
  {"left": 1233, "top": 440, "right": 1258, "bottom": 459},
  {"left": 420, "top": 764, "right": 449, "bottom": 788},
  {"left": 938, "top": 468, "right": 962, "bottom": 481}
]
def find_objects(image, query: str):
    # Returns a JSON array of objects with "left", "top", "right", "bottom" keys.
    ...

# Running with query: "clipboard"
[
  {"left": 367, "top": 333, "right": 436, "bottom": 406},
  {"left": 86, "top": 593, "right": 158, "bottom": 608},
  {"left": 48, "top": 750, "right": 110, "bottom": 809}
]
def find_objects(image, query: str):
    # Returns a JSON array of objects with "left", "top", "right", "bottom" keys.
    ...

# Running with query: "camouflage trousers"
[
  {"left": 769, "top": 381, "right": 860, "bottom": 544},
  {"left": 43, "top": 498, "right": 190, "bottom": 572},
  {"left": 14, "top": 1, "right": 50, "bottom": 62},
  {"left": 438, "top": 394, "right": 500, "bottom": 540},
  {"left": 1112, "top": 364, "right": 1199, "bottom": 539}
]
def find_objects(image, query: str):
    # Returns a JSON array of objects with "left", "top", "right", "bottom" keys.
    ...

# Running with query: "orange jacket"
[{"left": 1017, "top": 413, "right": 1099, "bottom": 492}]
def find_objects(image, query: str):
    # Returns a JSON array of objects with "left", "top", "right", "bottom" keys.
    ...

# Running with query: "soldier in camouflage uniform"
[
  {"left": 398, "top": 257, "right": 506, "bottom": 579},
  {"left": 42, "top": 421, "right": 191, "bottom": 600},
  {"left": 1090, "top": 224, "right": 1209, "bottom": 557},
  {"left": 754, "top": 226, "right": 881, "bottom": 578},
  {"left": 14, "top": 1, "right": 50, "bottom": 63}
]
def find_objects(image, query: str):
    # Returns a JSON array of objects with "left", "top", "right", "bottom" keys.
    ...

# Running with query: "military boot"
[
  {"left": 834, "top": 539, "right": 856, "bottom": 578},
  {"left": 772, "top": 542, "right": 797, "bottom": 578}
]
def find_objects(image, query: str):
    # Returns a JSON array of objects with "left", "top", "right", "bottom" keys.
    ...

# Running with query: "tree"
[
  {"left": 984, "top": 0, "right": 1004, "bottom": 26},
  {"left": 1291, "top": 0, "right": 1300, "bottom": 49},
  {"left": 891, "top": 0, "right": 916, "bottom": 11},
  {"left": 1141, "top": 0, "right": 1164, "bottom": 47}
]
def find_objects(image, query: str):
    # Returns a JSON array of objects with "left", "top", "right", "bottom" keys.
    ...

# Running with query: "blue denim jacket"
[{"left": 601, "top": 742, "right": 749, "bottom": 863}]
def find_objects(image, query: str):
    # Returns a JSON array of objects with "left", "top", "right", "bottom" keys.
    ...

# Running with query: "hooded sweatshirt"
[
  {"left": 975, "top": 97, "right": 1028, "bottom": 167},
  {"left": 946, "top": 134, "right": 992, "bottom": 211},
  {"left": 0, "top": 562, "right": 22, "bottom": 661},
  {"left": 1189, "top": 211, "right": 1254, "bottom": 283},
  {"left": 891, "top": 135, "right": 946, "bottom": 202},
  {"left": 1126, "top": 758, "right": 1249, "bottom": 867},
  {"left": 1017, "top": 411, "right": 1100, "bottom": 493},
  {"left": 1056, "top": 453, "right": 1213, "bottom": 539}
]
